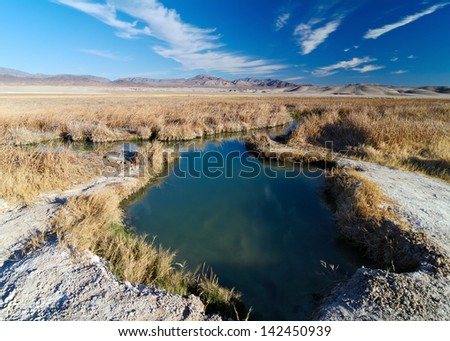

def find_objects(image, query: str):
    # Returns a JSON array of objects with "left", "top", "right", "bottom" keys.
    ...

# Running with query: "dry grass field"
[
  {"left": 287, "top": 97, "right": 450, "bottom": 181},
  {"left": 0, "top": 93, "right": 292, "bottom": 145}
]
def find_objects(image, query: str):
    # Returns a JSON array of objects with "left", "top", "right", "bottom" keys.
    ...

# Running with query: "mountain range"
[
  {"left": 0, "top": 67, "right": 297, "bottom": 88},
  {"left": 1, "top": 67, "right": 449, "bottom": 96}
]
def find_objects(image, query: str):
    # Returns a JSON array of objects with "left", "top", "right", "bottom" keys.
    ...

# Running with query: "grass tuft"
[
  {"left": 326, "top": 169, "right": 446, "bottom": 272},
  {"left": 22, "top": 229, "right": 49, "bottom": 256},
  {"left": 195, "top": 265, "right": 244, "bottom": 317}
]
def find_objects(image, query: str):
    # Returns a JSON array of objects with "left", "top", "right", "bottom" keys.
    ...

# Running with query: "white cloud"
[
  {"left": 54, "top": 0, "right": 152, "bottom": 38},
  {"left": 54, "top": 0, "right": 288, "bottom": 75},
  {"left": 276, "top": 13, "right": 291, "bottom": 31},
  {"left": 390, "top": 57, "right": 399, "bottom": 62},
  {"left": 79, "top": 48, "right": 129, "bottom": 61},
  {"left": 392, "top": 70, "right": 408, "bottom": 74},
  {"left": 313, "top": 56, "right": 376, "bottom": 77},
  {"left": 344, "top": 45, "right": 360, "bottom": 52},
  {"left": 294, "top": 18, "right": 342, "bottom": 55},
  {"left": 352, "top": 65, "right": 385, "bottom": 73},
  {"left": 284, "top": 76, "right": 304, "bottom": 81},
  {"left": 128, "top": 71, "right": 169, "bottom": 77},
  {"left": 153, "top": 49, "right": 287, "bottom": 75},
  {"left": 364, "top": 2, "right": 450, "bottom": 39},
  {"left": 408, "top": 54, "right": 418, "bottom": 59}
]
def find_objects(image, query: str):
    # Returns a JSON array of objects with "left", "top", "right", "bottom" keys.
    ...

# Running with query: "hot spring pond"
[{"left": 125, "top": 138, "right": 364, "bottom": 320}]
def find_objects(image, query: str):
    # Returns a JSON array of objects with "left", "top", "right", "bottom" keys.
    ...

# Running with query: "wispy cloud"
[
  {"left": 344, "top": 45, "right": 360, "bottom": 53},
  {"left": 392, "top": 70, "right": 408, "bottom": 74},
  {"left": 294, "top": 18, "right": 342, "bottom": 55},
  {"left": 79, "top": 48, "right": 129, "bottom": 61},
  {"left": 364, "top": 2, "right": 450, "bottom": 39},
  {"left": 408, "top": 54, "right": 418, "bottom": 59},
  {"left": 390, "top": 57, "right": 399, "bottom": 62},
  {"left": 54, "top": 0, "right": 152, "bottom": 38},
  {"left": 285, "top": 1, "right": 363, "bottom": 55},
  {"left": 54, "top": 0, "right": 288, "bottom": 75},
  {"left": 126, "top": 70, "right": 171, "bottom": 78},
  {"left": 352, "top": 64, "right": 385, "bottom": 73},
  {"left": 312, "top": 57, "right": 377, "bottom": 76},
  {"left": 284, "top": 76, "right": 304, "bottom": 81},
  {"left": 276, "top": 13, "right": 290, "bottom": 31}
]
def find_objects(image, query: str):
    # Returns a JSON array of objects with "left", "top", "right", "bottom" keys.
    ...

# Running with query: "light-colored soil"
[
  {"left": 315, "top": 158, "right": 450, "bottom": 320},
  {"left": 0, "top": 243, "right": 215, "bottom": 321},
  {"left": 337, "top": 159, "right": 450, "bottom": 259},
  {"left": 315, "top": 268, "right": 450, "bottom": 320},
  {"left": 1, "top": 85, "right": 450, "bottom": 97}
]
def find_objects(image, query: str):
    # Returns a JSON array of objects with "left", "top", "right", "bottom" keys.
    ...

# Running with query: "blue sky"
[{"left": 0, "top": 0, "right": 449, "bottom": 85}]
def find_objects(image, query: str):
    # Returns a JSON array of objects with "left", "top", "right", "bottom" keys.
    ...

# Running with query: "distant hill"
[
  {"left": 232, "top": 77, "right": 297, "bottom": 88},
  {"left": 0, "top": 67, "right": 110, "bottom": 85},
  {"left": 113, "top": 74, "right": 298, "bottom": 88},
  {"left": 1, "top": 66, "right": 449, "bottom": 96},
  {"left": 0, "top": 67, "right": 34, "bottom": 78},
  {"left": 286, "top": 83, "right": 450, "bottom": 97}
]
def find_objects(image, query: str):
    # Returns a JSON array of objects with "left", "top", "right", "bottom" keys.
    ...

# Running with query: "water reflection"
[{"left": 125, "top": 138, "right": 364, "bottom": 320}]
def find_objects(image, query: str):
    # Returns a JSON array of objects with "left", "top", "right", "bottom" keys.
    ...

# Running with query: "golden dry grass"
[
  {"left": 332, "top": 170, "right": 398, "bottom": 226},
  {"left": 287, "top": 97, "right": 450, "bottom": 181},
  {"left": 0, "top": 145, "right": 102, "bottom": 203},
  {"left": 22, "top": 229, "right": 49, "bottom": 256},
  {"left": 0, "top": 138, "right": 172, "bottom": 204},
  {"left": 0, "top": 94, "right": 292, "bottom": 145},
  {"left": 246, "top": 133, "right": 334, "bottom": 167}
]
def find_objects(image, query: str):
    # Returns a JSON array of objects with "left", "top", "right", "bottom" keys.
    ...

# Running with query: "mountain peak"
[
  {"left": 191, "top": 74, "right": 221, "bottom": 81},
  {"left": 0, "top": 67, "right": 32, "bottom": 78}
]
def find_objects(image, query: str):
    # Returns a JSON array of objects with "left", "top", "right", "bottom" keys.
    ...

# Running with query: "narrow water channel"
[{"left": 125, "top": 137, "right": 364, "bottom": 320}]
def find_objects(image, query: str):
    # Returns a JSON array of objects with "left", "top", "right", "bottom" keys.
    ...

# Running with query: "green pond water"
[{"left": 125, "top": 138, "right": 364, "bottom": 320}]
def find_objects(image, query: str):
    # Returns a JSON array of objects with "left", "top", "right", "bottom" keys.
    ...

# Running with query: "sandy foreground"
[
  {"left": 0, "top": 85, "right": 283, "bottom": 96},
  {"left": 1, "top": 84, "right": 450, "bottom": 97}
]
